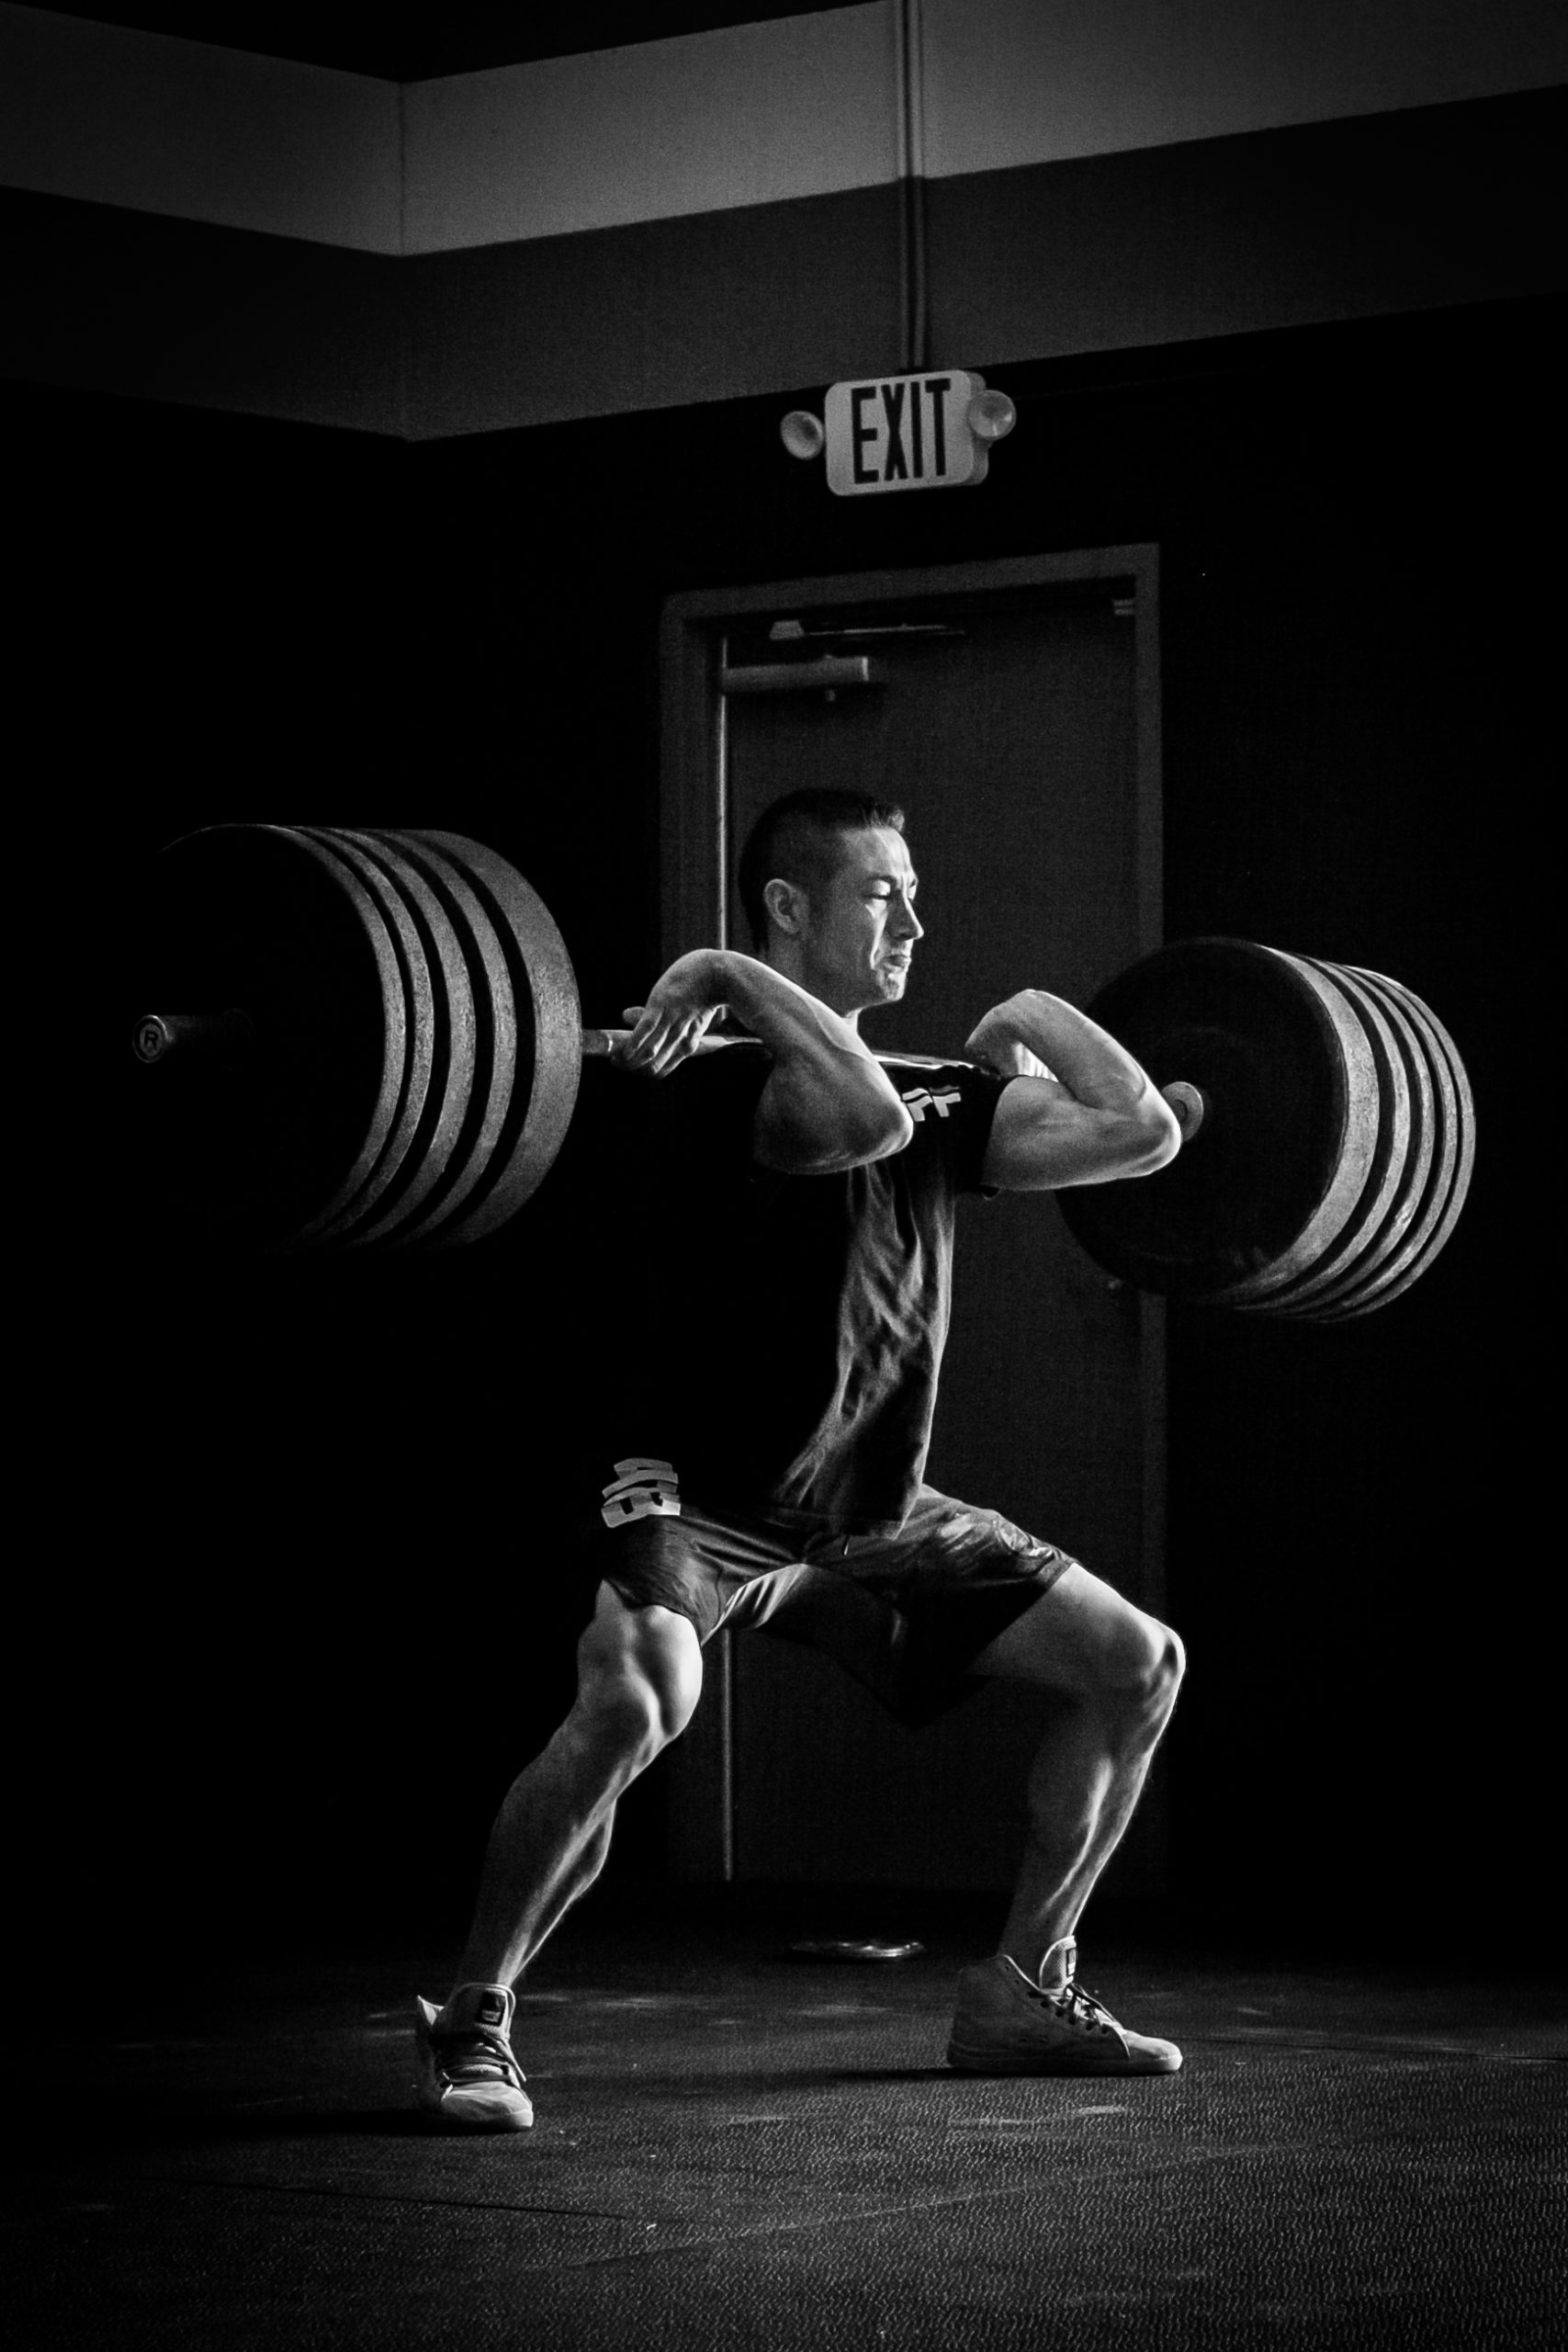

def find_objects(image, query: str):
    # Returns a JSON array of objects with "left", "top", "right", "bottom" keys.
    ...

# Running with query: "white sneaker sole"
[
  {"left": 946, "top": 2040, "right": 1181, "bottom": 2076},
  {"left": 420, "top": 2084, "right": 535, "bottom": 2131}
]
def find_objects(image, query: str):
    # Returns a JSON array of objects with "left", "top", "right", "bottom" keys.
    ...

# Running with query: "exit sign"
[{"left": 825, "top": 370, "right": 989, "bottom": 496}]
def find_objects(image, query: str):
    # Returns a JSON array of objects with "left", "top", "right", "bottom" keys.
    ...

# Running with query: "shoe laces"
[
  {"left": 1064, "top": 1973, "right": 1122, "bottom": 2037},
  {"left": 434, "top": 2018, "right": 525, "bottom": 2091},
  {"left": 1033, "top": 1969, "right": 1122, "bottom": 2041}
]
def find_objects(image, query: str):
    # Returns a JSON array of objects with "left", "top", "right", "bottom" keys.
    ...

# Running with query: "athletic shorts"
[{"left": 575, "top": 1472, "right": 1079, "bottom": 1727}]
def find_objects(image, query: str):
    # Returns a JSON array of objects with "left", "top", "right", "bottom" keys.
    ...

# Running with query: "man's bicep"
[
  {"left": 751, "top": 1061, "right": 912, "bottom": 1173},
  {"left": 980, "top": 1076, "right": 1156, "bottom": 1191}
]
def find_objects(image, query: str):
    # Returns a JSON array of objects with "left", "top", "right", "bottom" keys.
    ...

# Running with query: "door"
[{"left": 660, "top": 550, "right": 1166, "bottom": 1893}]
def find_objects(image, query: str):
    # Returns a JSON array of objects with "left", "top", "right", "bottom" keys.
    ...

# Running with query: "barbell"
[{"left": 127, "top": 824, "right": 1473, "bottom": 1319}]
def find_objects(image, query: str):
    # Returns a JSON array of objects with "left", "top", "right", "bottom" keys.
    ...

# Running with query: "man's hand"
[
  {"left": 964, "top": 997, "right": 1057, "bottom": 1081},
  {"left": 614, "top": 952, "right": 729, "bottom": 1077}
]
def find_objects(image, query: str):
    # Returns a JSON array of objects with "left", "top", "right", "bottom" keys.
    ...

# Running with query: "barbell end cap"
[
  {"left": 1161, "top": 1080, "right": 1208, "bottom": 1140},
  {"left": 131, "top": 1010, "right": 257, "bottom": 1069},
  {"left": 133, "top": 1013, "right": 175, "bottom": 1064}
]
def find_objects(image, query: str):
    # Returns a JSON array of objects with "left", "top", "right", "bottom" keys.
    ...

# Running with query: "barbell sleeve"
[
  {"left": 132, "top": 1010, "right": 256, "bottom": 1067},
  {"left": 580, "top": 1027, "right": 752, "bottom": 1059}
]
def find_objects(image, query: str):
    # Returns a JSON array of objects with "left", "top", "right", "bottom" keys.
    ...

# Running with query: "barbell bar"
[{"left": 128, "top": 824, "right": 1473, "bottom": 1316}]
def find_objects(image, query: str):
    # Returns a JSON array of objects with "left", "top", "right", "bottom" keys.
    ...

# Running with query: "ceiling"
[{"left": 19, "top": 4, "right": 852, "bottom": 79}]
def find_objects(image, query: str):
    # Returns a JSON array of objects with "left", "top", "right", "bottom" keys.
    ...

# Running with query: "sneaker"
[
  {"left": 414, "top": 1982, "right": 534, "bottom": 2130},
  {"left": 946, "top": 1939, "right": 1181, "bottom": 2075}
]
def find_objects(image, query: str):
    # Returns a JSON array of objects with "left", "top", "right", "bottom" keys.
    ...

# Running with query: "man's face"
[{"left": 795, "top": 827, "right": 924, "bottom": 1017}]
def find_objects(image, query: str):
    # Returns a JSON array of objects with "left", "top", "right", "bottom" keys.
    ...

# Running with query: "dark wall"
[
  {"left": 8, "top": 89, "right": 1561, "bottom": 439},
  {"left": 17, "top": 291, "right": 1554, "bottom": 1976}
]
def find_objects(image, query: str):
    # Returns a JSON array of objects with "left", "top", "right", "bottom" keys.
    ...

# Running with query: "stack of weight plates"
[
  {"left": 1056, "top": 938, "right": 1475, "bottom": 1320},
  {"left": 129, "top": 825, "right": 581, "bottom": 1250}
]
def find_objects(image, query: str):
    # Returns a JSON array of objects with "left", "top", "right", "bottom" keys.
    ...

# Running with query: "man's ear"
[{"left": 762, "top": 876, "right": 806, "bottom": 937}]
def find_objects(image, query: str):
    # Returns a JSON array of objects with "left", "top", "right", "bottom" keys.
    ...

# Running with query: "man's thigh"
[
  {"left": 581, "top": 1493, "right": 795, "bottom": 1643},
  {"left": 805, "top": 1488, "right": 1077, "bottom": 1724},
  {"left": 968, "top": 1564, "right": 1176, "bottom": 1698}
]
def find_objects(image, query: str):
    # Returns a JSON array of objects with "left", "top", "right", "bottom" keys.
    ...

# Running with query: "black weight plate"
[
  {"left": 326, "top": 829, "right": 480, "bottom": 1249},
  {"left": 1313, "top": 969, "right": 1474, "bottom": 1320},
  {"left": 365, "top": 830, "right": 517, "bottom": 1247},
  {"left": 1303, "top": 972, "right": 1459, "bottom": 1320},
  {"left": 297, "top": 829, "right": 434, "bottom": 1245},
  {"left": 129, "top": 825, "right": 402, "bottom": 1249},
  {"left": 401, "top": 830, "right": 581, "bottom": 1247},
  {"left": 1270, "top": 965, "right": 1439, "bottom": 1319},
  {"left": 1238, "top": 956, "right": 1416, "bottom": 1317},
  {"left": 1056, "top": 939, "right": 1373, "bottom": 1300}
]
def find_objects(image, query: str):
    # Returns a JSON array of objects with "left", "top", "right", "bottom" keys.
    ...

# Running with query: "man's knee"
[
  {"left": 574, "top": 1590, "right": 703, "bottom": 1764},
  {"left": 1081, "top": 1612, "right": 1181, "bottom": 1741},
  {"left": 1084, "top": 1594, "right": 1184, "bottom": 1724},
  {"left": 975, "top": 1567, "right": 1183, "bottom": 1721}
]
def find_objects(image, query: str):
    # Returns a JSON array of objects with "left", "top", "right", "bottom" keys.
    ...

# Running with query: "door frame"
[
  {"left": 660, "top": 545, "right": 1163, "bottom": 966},
  {"left": 657, "top": 547, "right": 1166, "bottom": 1884}
]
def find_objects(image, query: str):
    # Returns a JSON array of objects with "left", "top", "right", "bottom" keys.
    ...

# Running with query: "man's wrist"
[
  {"left": 1001, "top": 989, "right": 1063, "bottom": 1029},
  {"left": 976, "top": 993, "right": 1044, "bottom": 1044}
]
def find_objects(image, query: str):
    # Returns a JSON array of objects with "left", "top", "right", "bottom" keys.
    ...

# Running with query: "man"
[{"left": 416, "top": 789, "right": 1186, "bottom": 2130}]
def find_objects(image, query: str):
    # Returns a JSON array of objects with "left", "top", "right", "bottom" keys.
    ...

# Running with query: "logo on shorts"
[
  {"left": 901, "top": 1083, "right": 961, "bottom": 1122},
  {"left": 601, "top": 1457, "right": 681, "bottom": 1529}
]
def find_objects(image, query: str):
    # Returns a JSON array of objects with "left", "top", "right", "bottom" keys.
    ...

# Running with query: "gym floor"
[{"left": 9, "top": 1892, "right": 1563, "bottom": 2351}]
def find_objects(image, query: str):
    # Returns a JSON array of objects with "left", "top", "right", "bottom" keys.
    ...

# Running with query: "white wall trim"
[
  {"left": 3, "top": 1, "right": 1562, "bottom": 257},
  {"left": 922, "top": 0, "right": 1568, "bottom": 182},
  {"left": 402, "top": 7, "right": 892, "bottom": 254}
]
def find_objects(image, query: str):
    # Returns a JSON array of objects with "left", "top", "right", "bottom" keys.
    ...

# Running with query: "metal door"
[{"left": 660, "top": 550, "right": 1165, "bottom": 1893}]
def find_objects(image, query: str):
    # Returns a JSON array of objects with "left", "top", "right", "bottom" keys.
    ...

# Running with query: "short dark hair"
[{"left": 737, "top": 789, "right": 908, "bottom": 950}]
